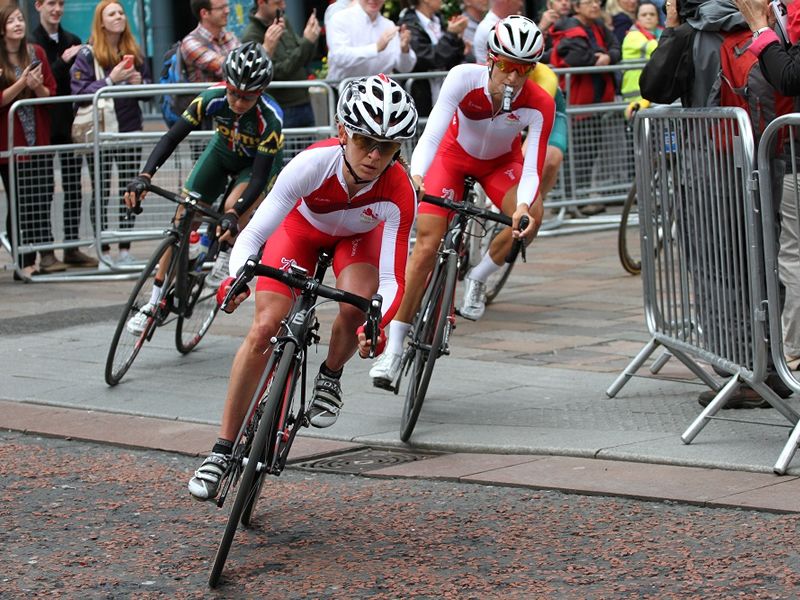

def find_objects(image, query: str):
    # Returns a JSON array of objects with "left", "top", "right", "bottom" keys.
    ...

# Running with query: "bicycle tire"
[
  {"left": 175, "top": 268, "right": 220, "bottom": 354},
  {"left": 208, "top": 344, "right": 296, "bottom": 588},
  {"left": 618, "top": 183, "right": 641, "bottom": 275},
  {"left": 482, "top": 218, "right": 515, "bottom": 304},
  {"left": 240, "top": 353, "right": 300, "bottom": 527},
  {"left": 104, "top": 236, "right": 176, "bottom": 386},
  {"left": 400, "top": 252, "right": 457, "bottom": 442}
]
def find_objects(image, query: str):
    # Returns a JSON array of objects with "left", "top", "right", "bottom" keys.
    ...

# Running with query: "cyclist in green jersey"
[{"left": 123, "top": 42, "right": 284, "bottom": 334}]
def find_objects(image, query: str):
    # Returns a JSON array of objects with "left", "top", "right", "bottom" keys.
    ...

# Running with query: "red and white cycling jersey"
[
  {"left": 230, "top": 138, "right": 417, "bottom": 326},
  {"left": 409, "top": 63, "right": 555, "bottom": 206}
]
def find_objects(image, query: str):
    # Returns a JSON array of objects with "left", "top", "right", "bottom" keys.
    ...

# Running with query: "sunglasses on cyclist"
[
  {"left": 225, "top": 84, "right": 261, "bottom": 101},
  {"left": 491, "top": 56, "right": 534, "bottom": 76},
  {"left": 347, "top": 130, "right": 401, "bottom": 157}
]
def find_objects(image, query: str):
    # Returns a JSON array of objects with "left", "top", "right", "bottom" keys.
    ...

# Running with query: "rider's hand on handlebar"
[
  {"left": 512, "top": 204, "right": 536, "bottom": 241},
  {"left": 216, "top": 276, "right": 251, "bottom": 313},
  {"left": 356, "top": 323, "right": 385, "bottom": 358},
  {"left": 216, "top": 211, "right": 240, "bottom": 244},
  {"left": 123, "top": 173, "right": 151, "bottom": 210},
  {"left": 411, "top": 174, "right": 425, "bottom": 202}
]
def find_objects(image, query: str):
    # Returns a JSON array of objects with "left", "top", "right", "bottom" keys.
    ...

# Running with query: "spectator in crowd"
[
  {"left": 398, "top": 0, "right": 468, "bottom": 116},
  {"left": 326, "top": 0, "right": 417, "bottom": 82},
  {"left": 473, "top": 0, "right": 524, "bottom": 65},
  {"left": 30, "top": 0, "right": 97, "bottom": 269},
  {"left": 0, "top": 4, "right": 56, "bottom": 281},
  {"left": 620, "top": 0, "right": 662, "bottom": 107},
  {"left": 241, "top": 0, "right": 321, "bottom": 128},
  {"left": 462, "top": 0, "right": 489, "bottom": 60},
  {"left": 182, "top": 0, "right": 239, "bottom": 85},
  {"left": 70, "top": 0, "right": 150, "bottom": 269},
  {"left": 538, "top": 0, "right": 572, "bottom": 63},
  {"left": 324, "top": 0, "right": 356, "bottom": 31},
  {"left": 551, "top": 0, "right": 620, "bottom": 215},
  {"left": 606, "top": 0, "right": 638, "bottom": 44}
]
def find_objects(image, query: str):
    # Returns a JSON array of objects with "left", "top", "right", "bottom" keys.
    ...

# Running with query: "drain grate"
[{"left": 292, "top": 447, "right": 438, "bottom": 474}]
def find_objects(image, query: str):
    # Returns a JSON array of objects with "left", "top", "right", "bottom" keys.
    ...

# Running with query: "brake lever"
[
  {"left": 124, "top": 199, "right": 143, "bottom": 221},
  {"left": 504, "top": 215, "right": 530, "bottom": 264},
  {"left": 220, "top": 256, "right": 257, "bottom": 312}
]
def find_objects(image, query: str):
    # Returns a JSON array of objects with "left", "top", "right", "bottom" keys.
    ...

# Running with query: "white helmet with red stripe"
[
  {"left": 337, "top": 73, "right": 418, "bottom": 141},
  {"left": 488, "top": 15, "right": 545, "bottom": 64}
]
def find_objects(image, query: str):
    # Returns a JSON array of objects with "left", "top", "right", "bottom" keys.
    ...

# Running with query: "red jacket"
[
  {"left": 0, "top": 44, "right": 56, "bottom": 163},
  {"left": 550, "top": 17, "right": 620, "bottom": 106}
]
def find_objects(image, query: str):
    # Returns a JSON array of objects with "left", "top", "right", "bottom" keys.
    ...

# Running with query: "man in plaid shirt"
[{"left": 182, "top": 0, "right": 240, "bottom": 83}]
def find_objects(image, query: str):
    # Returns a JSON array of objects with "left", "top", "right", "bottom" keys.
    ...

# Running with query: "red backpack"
[{"left": 717, "top": 28, "right": 794, "bottom": 150}]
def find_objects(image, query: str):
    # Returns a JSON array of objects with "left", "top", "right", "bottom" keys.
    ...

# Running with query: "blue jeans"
[{"left": 282, "top": 103, "right": 315, "bottom": 128}]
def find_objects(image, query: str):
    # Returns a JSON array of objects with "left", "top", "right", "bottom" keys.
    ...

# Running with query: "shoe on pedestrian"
[
  {"left": 188, "top": 452, "right": 230, "bottom": 501},
  {"left": 116, "top": 250, "right": 137, "bottom": 267},
  {"left": 578, "top": 203, "right": 606, "bottom": 216},
  {"left": 98, "top": 253, "right": 114, "bottom": 272},
  {"left": 63, "top": 248, "right": 99, "bottom": 268},
  {"left": 206, "top": 249, "right": 231, "bottom": 288},
  {"left": 369, "top": 351, "right": 402, "bottom": 390},
  {"left": 13, "top": 265, "right": 38, "bottom": 282},
  {"left": 460, "top": 277, "right": 487, "bottom": 321},
  {"left": 126, "top": 303, "right": 154, "bottom": 336},
  {"left": 308, "top": 371, "right": 343, "bottom": 428},
  {"left": 38, "top": 250, "right": 67, "bottom": 273},
  {"left": 697, "top": 377, "right": 792, "bottom": 409}
]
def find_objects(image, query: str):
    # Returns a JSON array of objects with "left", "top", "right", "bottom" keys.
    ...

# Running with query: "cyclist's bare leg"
[
  {"left": 540, "top": 145, "right": 564, "bottom": 202},
  {"left": 394, "top": 212, "right": 449, "bottom": 324},
  {"left": 218, "top": 290, "right": 292, "bottom": 441},
  {"left": 323, "top": 262, "right": 379, "bottom": 371}
]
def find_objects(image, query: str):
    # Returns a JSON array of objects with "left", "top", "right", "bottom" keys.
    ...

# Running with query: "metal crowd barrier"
[
  {"left": 758, "top": 115, "right": 800, "bottom": 472},
  {"left": 1, "top": 81, "right": 337, "bottom": 281},
  {"left": 607, "top": 106, "right": 800, "bottom": 474}
]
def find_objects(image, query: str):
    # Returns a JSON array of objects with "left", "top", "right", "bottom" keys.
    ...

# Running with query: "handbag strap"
[{"left": 85, "top": 44, "right": 105, "bottom": 82}]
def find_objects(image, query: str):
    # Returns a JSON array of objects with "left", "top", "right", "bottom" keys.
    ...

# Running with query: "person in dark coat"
[
  {"left": 398, "top": 0, "right": 468, "bottom": 117},
  {"left": 30, "top": 0, "right": 97, "bottom": 268}
]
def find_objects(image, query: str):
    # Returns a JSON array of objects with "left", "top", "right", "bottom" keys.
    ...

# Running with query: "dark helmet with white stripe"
[
  {"left": 223, "top": 41, "right": 273, "bottom": 92},
  {"left": 488, "top": 15, "right": 545, "bottom": 64},
  {"left": 337, "top": 73, "right": 418, "bottom": 141}
]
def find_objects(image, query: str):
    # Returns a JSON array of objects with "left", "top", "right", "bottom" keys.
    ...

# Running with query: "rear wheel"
[
  {"left": 400, "top": 253, "right": 457, "bottom": 442},
  {"left": 208, "top": 345, "right": 296, "bottom": 588},
  {"left": 104, "top": 236, "right": 176, "bottom": 386},
  {"left": 481, "top": 217, "right": 515, "bottom": 304}
]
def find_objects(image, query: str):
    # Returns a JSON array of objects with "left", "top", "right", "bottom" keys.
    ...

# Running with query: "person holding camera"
[{"left": 241, "top": 0, "right": 321, "bottom": 128}]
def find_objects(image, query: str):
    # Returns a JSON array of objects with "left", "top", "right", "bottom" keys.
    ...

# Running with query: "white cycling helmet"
[
  {"left": 488, "top": 15, "right": 545, "bottom": 64},
  {"left": 337, "top": 74, "right": 418, "bottom": 141}
]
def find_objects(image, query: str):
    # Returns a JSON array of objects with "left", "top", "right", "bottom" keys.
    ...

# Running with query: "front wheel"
[
  {"left": 618, "top": 183, "right": 641, "bottom": 275},
  {"left": 208, "top": 345, "right": 296, "bottom": 588},
  {"left": 104, "top": 236, "right": 176, "bottom": 386},
  {"left": 175, "top": 269, "right": 220, "bottom": 354},
  {"left": 400, "top": 253, "right": 457, "bottom": 442}
]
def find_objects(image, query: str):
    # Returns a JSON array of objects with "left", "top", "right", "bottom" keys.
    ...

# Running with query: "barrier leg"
[
  {"left": 774, "top": 423, "right": 800, "bottom": 475},
  {"left": 650, "top": 349, "right": 672, "bottom": 374},
  {"left": 681, "top": 375, "right": 740, "bottom": 444},
  {"left": 606, "top": 338, "right": 659, "bottom": 398}
]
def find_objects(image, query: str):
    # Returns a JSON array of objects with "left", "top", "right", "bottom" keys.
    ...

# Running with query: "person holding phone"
[
  {"left": 70, "top": 0, "right": 151, "bottom": 270},
  {"left": 0, "top": 4, "right": 57, "bottom": 281},
  {"left": 242, "top": 0, "right": 321, "bottom": 128}
]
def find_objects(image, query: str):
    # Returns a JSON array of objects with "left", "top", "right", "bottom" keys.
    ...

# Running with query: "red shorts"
[
  {"left": 256, "top": 209, "right": 382, "bottom": 296},
  {"left": 419, "top": 145, "right": 523, "bottom": 218}
]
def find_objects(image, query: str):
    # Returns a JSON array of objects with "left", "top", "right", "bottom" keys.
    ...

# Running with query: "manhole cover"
[{"left": 293, "top": 447, "right": 437, "bottom": 474}]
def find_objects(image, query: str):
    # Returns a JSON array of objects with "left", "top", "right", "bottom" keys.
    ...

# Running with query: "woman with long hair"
[
  {"left": 0, "top": 4, "right": 57, "bottom": 281},
  {"left": 70, "top": 0, "right": 150, "bottom": 270},
  {"left": 621, "top": 0, "right": 663, "bottom": 108}
]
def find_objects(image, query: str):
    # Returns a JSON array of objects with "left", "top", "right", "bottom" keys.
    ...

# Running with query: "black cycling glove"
[
  {"left": 219, "top": 211, "right": 240, "bottom": 237},
  {"left": 126, "top": 174, "right": 150, "bottom": 199}
]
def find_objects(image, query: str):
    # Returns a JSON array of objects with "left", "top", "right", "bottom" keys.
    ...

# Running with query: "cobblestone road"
[{"left": 3, "top": 432, "right": 799, "bottom": 599}]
